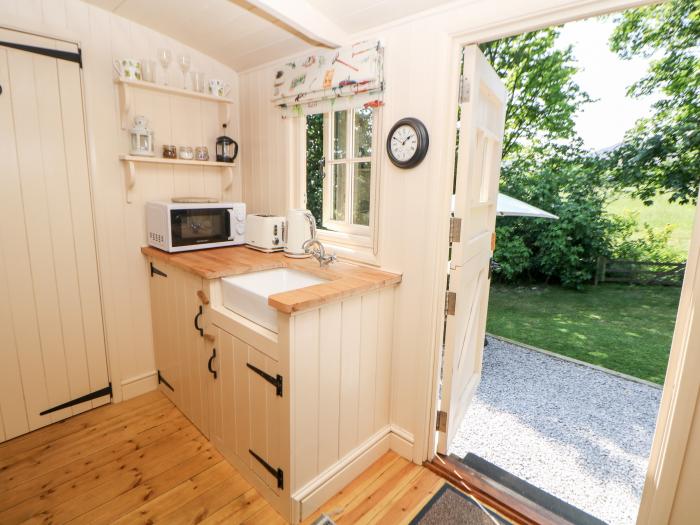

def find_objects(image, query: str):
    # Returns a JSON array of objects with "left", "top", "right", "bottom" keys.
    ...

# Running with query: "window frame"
[{"left": 321, "top": 106, "right": 378, "bottom": 238}]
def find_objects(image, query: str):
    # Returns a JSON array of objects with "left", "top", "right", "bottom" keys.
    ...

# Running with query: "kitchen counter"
[{"left": 141, "top": 246, "right": 401, "bottom": 314}]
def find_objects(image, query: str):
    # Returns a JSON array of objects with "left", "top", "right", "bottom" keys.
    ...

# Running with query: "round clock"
[{"left": 386, "top": 117, "right": 429, "bottom": 168}]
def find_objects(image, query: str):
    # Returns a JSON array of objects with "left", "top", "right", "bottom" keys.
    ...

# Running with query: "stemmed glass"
[
  {"left": 177, "top": 54, "right": 191, "bottom": 89},
  {"left": 158, "top": 48, "right": 172, "bottom": 86}
]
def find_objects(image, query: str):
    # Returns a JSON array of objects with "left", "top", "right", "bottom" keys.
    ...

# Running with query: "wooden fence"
[{"left": 595, "top": 257, "right": 686, "bottom": 286}]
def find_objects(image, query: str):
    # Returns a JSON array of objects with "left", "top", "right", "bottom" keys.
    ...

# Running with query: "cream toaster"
[{"left": 245, "top": 214, "right": 286, "bottom": 252}]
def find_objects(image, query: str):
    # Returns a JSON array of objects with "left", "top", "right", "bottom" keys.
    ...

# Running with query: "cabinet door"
[
  {"left": 208, "top": 325, "right": 285, "bottom": 494},
  {"left": 148, "top": 260, "right": 209, "bottom": 435}
]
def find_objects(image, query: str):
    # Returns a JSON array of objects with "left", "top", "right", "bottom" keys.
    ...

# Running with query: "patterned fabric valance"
[{"left": 272, "top": 40, "right": 383, "bottom": 116}]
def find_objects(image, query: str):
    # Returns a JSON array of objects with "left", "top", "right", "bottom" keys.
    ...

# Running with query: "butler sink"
[{"left": 221, "top": 268, "right": 327, "bottom": 333}]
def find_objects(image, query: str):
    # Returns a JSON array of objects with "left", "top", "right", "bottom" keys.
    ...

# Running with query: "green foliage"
[
  {"left": 492, "top": 227, "right": 531, "bottom": 280},
  {"left": 607, "top": 0, "right": 700, "bottom": 205},
  {"left": 305, "top": 114, "right": 324, "bottom": 224},
  {"left": 608, "top": 214, "right": 682, "bottom": 263}
]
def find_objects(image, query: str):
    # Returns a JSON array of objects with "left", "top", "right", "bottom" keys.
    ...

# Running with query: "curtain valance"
[{"left": 272, "top": 40, "right": 383, "bottom": 116}]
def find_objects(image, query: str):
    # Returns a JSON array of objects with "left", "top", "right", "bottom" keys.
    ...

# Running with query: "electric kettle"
[{"left": 284, "top": 209, "right": 316, "bottom": 258}]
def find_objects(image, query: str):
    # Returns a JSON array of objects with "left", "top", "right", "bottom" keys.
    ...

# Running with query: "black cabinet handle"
[
  {"left": 194, "top": 305, "right": 204, "bottom": 336},
  {"left": 208, "top": 348, "right": 217, "bottom": 379}
]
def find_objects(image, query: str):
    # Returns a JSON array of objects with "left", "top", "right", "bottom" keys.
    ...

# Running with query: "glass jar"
[
  {"left": 162, "top": 145, "right": 176, "bottom": 159},
  {"left": 178, "top": 146, "right": 194, "bottom": 160},
  {"left": 195, "top": 146, "right": 209, "bottom": 161}
]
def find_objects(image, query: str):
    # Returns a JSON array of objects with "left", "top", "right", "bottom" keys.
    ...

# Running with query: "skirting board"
[
  {"left": 120, "top": 370, "right": 158, "bottom": 400},
  {"left": 294, "top": 426, "right": 416, "bottom": 521}
]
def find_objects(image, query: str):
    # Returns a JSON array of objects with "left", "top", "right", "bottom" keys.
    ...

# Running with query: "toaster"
[{"left": 245, "top": 214, "right": 286, "bottom": 252}]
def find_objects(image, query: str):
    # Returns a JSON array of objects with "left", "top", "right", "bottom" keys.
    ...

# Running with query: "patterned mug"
[
  {"left": 208, "top": 79, "right": 230, "bottom": 97},
  {"left": 113, "top": 58, "right": 141, "bottom": 80}
]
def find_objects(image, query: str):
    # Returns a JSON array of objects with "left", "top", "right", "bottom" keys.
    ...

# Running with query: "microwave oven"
[{"left": 146, "top": 201, "right": 246, "bottom": 253}]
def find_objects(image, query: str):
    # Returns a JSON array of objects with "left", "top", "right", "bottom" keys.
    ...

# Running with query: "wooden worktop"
[{"left": 141, "top": 246, "right": 401, "bottom": 314}]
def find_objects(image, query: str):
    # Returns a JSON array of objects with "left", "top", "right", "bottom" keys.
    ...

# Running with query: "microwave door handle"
[{"left": 227, "top": 209, "right": 234, "bottom": 240}]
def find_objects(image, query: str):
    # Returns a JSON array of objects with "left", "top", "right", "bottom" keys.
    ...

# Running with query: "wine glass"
[
  {"left": 157, "top": 48, "right": 172, "bottom": 86},
  {"left": 177, "top": 54, "right": 191, "bottom": 89}
]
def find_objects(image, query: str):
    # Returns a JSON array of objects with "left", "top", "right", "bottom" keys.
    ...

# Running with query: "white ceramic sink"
[{"left": 221, "top": 268, "right": 327, "bottom": 333}]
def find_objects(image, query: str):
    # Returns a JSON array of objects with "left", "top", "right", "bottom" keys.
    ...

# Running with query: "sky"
[{"left": 556, "top": 16, "right": 659, "bottom": 152}]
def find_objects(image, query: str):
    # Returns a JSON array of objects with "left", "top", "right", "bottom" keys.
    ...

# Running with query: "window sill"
[{"left": 317, "top": 230, "right": 378, "bottom": 266}]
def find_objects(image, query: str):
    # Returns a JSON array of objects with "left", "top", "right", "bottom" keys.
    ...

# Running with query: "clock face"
[
  {"left": 386, "top": 118, "right": 429, "bottom": 168},
  {"left": 390, "top": 124, "right": 418, "bottom": 162}
]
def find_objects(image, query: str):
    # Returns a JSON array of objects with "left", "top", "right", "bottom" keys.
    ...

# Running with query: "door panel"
[
  {"left": 0, "top": 30, "right": 110, "bottom": 441},
  {"left": 438, "top": 45, "right": 506, "bottom": 454}
]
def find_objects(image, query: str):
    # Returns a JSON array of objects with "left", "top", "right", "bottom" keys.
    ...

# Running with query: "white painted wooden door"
[
  {"left": 0, "top": 29, "right": 109, "bottom": 442},
  {"left": 437, "top": 45, "right": 506, "bottom": 454}
]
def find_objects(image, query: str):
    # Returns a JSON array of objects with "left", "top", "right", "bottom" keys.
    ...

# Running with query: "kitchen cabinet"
[
  {"left": 147, "top": 260, "right": 209, "bottom": 436},
  {"left": 145, "top": 250, "right": 399, "bottom": 523}
]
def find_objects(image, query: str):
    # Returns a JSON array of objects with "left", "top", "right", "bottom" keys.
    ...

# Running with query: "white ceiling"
[{"left": 84, "top": 0, "right": 457, "bottom": 71}]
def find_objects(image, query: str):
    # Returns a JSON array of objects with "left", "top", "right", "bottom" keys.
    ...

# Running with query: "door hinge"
[
  {"left": 459, "top": 76, "right": 470, "bottom": 103},
  {"left": 249, "top": 449, "right": 284, "bottom": 489},
  {"left": 449, "top": 217, "right": 462, "bottom": 243},
  {"left": 445, "top": 291, "right": 456, "bottom": 316},
  {"left": 40, "top": 383, "right": 112, "bottom": 415},
  {"left": 157, "top": 370, "right": 174, "bottom": 391},
  {"left": 150, "top": 262, "right": 167, "bottom": 278},
  {"left": 247, "top": 363, "right": 283, "bottom": 397},
  {"left": 436, "top": 410, "right": 448, "bottom": 432}
]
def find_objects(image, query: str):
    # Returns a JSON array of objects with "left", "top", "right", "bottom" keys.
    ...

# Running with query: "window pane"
[
  {"left": 353, "top": 108, "right": 373, "bottom": 158},
  {"left": 332, "top": 164, "right": 346, "bottom": 221},
  {"left": 333, "top": 110, "right": 347, "bottom": 159},
  {"left": 305, "top": 113, "right": 324, "bottom": 227},
  {"left": 353, "top": 162, "right": 371, "bottom": 226}
]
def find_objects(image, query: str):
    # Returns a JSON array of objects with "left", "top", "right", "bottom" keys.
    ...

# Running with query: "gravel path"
[{"left": 448, "top": 336, "right": 662, "bottom": 525}]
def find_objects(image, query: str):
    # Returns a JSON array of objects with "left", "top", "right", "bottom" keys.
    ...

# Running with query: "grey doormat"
[
  {"left": 458, "top": 453, "right": 607, "bottom": 525},
  {"left": 409, "top": 483, "right": 511, "bottom": 525}
]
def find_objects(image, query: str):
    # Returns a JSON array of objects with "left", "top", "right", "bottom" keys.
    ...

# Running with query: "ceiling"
[{"left": 84, "top": 0, "right": 457, "bottom": 71}]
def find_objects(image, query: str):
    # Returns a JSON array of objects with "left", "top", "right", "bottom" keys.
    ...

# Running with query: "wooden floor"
[{"left": 0, "top": 391, "right": 447, "bottom": 524}]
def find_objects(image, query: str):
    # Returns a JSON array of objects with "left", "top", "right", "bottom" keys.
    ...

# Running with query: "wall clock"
[{"left": 386, "top": 117, "right": 429, "bottom": 168}]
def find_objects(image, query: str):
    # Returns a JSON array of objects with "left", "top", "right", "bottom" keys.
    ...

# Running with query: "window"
[{"left": 305, "top": 107, "right": 377, "bottom": 241}]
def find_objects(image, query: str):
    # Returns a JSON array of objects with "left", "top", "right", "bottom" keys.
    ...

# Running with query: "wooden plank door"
[
  {"left": 0, "top": 29, "right": 110, "bottom": 441},
  {"left": 437, "top": 45, "right": 506, "bottom": 454}
]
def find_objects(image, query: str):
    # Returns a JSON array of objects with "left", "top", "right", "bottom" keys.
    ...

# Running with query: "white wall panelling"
[{"left": 0, "top": 0, "right": 241, "bottom": 402}]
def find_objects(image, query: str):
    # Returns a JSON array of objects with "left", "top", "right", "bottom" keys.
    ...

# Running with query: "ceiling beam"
[{"left": 243, "top": 0, "right": 349, "bottom": 48}]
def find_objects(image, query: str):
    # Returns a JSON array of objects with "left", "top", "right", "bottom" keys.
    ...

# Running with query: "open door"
[{"left": 437, "top": 45, "right": 506, "bottom": 454}]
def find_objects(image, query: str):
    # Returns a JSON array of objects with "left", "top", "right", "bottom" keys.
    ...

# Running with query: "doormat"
[
  {"left": 459, "top": 453, "right": 607, "bottom": 525},
  {"left": 409, "top": 483, "right": 511, "bottom": 525}
]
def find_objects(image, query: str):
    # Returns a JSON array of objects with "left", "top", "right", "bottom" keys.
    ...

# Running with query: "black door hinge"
[
  {"left": 246, "top": 363, "right": 283, "bottom": 397},
  {"left": 249, "top": 449, "right": 284, "bottom": 490},
  {"left": 157, "top": 370, "right": 174, "bottom": 391},
  {"left": 150, "top": 262, "right": 167, "bottom": 278},
  {"left": 0, "top": 40, "right": 82, "bottom": 67},
  {"left": 40, "top": 383, "right": 112, "bottom": 415}
]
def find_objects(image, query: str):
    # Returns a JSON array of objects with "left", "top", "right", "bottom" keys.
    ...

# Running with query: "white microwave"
[{"left": 146, "top": 201, "right": 246, "bottom": 253}]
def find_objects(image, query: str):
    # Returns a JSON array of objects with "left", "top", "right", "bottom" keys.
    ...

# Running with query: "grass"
[
  {"left": 607, "top": 193, "right": 696, "bottom": 259},
  {"left": 486, "top": 283, "right": 682, "bottom": 384}
]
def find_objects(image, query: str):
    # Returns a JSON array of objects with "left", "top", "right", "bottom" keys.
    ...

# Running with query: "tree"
[
  {"left": 607, "top": 0, "right": 700, "bottom": 205},
  {"left": 480, "top": 29, "right": 592, "bottom": 160}
]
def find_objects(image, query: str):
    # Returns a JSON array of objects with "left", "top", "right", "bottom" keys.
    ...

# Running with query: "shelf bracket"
[
  {"left": 123, "top": 159, "right": 136, "bottom": 204},
  {"left": 218, "top": 101, "right": 231, "bottom": 127},
  {"left": 117, "top": 82, "right": 132, "bottom": 130},
  {"left": 223, "top": 166, "right": 234, "bottom": 194}
]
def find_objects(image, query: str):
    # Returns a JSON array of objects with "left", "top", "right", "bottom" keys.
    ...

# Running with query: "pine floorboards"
[{"left": 0, "top": 391, "right": 447, "bottom": 524}]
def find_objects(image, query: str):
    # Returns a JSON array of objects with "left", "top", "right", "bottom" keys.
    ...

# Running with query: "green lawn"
[
  {"left": 486, "top": 283, "right": 682, "bottom": 384},
  {"left": 607, "top": 193, "right": 695, "bottom": 259}
]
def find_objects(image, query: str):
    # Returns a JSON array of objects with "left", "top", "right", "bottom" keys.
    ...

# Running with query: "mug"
[
  {"left": 208, "top": 79, "right": 230, "bottom": 97},
  {"left": 113, "top": 58, "right": 141, "bottom": 80}
]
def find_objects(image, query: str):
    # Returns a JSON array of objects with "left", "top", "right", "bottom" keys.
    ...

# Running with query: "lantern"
[
  {"left": 216, "top": 124, "right": 238, "bottom": 163},
  {"left": 129, "top": 115, "right": 154, "bottom": 157}
]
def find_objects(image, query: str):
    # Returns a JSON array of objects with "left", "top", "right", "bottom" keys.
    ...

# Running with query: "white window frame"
[{"left": 301, "top": 106, "right": 382, "bottom": 261}]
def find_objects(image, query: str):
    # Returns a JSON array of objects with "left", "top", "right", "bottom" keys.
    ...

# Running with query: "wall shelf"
[
  {"left": 119, "top": 155, "right": 236, "bottom": 203},
  {"left": 115, "top": 77, "right": 232, "bottom": 129}
]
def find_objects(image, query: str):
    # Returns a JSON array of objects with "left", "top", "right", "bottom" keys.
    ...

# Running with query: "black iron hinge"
[
  {"left": 246, "top": 363, "right": 283, "bottom": 397},
  {"left": 157, "top": 370, "right": 174, "bottom": 391},
  {"left": 150, "top": 262, "right": 167, "bottom": 278},
  {"left": 40, "top": 383, "right": 112, "bottom": 415},
  {"left": 0, "top": 40, "right": 82, "bottom": 67},
  {"left": 249, "top": 449, "right": 284, "bottom": 490}
]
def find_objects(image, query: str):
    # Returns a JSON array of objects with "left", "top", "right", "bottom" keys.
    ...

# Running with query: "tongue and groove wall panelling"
[{"left": 0, "top": 0, "right": 241, "bottom": 402}]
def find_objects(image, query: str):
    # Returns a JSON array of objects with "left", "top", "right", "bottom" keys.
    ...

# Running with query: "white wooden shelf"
[
  {"left": 119, "top": 155, "right": 236, "bottom": 203},
  {"left": 115, "top": 77, "right": 232, "bottom": 129}
]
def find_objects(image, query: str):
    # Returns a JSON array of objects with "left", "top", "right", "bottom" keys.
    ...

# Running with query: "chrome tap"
[{"left": 303, "top": 238, "right": 337, "bottom": 267}]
